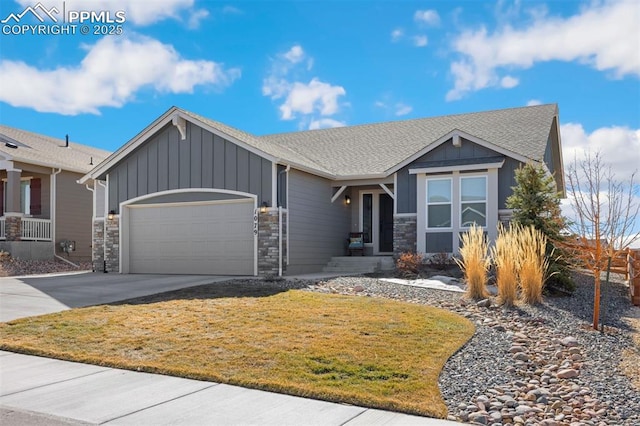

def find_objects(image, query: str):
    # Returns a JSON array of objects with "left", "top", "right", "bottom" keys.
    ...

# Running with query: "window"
[
  {"left": 362, "top": 193, "right": 372, "bottom": 243},
  {"left": 427, "top": 178, "right": 452, "bottom": 228},
  {"left": 460, "top": 176, "right": 486, "bottom": 227},
  {"left": 2, "top": 178, "right": 40, "bottom": 216}
]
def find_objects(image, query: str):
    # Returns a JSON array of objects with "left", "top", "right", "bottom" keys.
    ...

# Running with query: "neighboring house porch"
[{"left": 0, "top": 126, "right": 110, "bottom": 262}]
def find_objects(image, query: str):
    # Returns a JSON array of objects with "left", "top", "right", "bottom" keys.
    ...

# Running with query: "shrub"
[
  {"left": 396, "top": 252, "right": 424, "bottom": 278},
  {"left": 491, "top": 224, "right": 518, "bottom": 307},
  {"left": 455, "top": 224, "right": 490, "bottom": 300},
  {"left": 426, "top": 252, "right": 455, "bottom": 270},
  {"left": 517, "top": 226, "right": 549, "bottom": 304}
]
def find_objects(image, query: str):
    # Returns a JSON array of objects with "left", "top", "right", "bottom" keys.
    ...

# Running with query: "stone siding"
[
  {"left": 5, "top": 216, "right": 21, "bottom": 241},
  {"left": 92, "top": 219, "right": 105, "bottom": 272},
  {"left": 393, "top": 215, "right": 417, "bottom": 258},
  {"left": 104, "top": 216, "right": 119, "bottom": 272},
  {"left": 257, "top": 209, "right": 287, "bottom": 276}
]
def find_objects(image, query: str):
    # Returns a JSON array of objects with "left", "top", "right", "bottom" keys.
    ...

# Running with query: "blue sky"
[{"left": 0, "top": 1, "right": 638, "bottom": 180}]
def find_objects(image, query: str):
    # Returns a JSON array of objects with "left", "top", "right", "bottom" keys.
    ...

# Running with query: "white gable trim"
[{"left": 386, "top": 129, "right": 534, "bottom": 175}]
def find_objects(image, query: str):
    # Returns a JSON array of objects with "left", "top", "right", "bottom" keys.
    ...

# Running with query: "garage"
[{"left": 124, "top": 199, "right": 255, "bottom": 275}]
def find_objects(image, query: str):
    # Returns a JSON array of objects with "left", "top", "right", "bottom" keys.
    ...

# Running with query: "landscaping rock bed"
[
  {"left": 0, "top": 256, "right": 92, "bottom": 277},
  {"left": 305, "top": 273, "right": 640, "bottom": 426}
]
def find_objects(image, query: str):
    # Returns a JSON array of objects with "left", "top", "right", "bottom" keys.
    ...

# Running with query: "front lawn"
[{"left": 0, "top": 283, "right": 473, "bottom": 418}]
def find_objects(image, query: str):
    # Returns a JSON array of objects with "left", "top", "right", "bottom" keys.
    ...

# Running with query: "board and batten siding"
[
  {"left": 56, "top": 171, "right": 93, "bottom": 261},
  {"left": 287, "top": 169, "right": 351, "bottom": 274},
  {"left": 396, "top": 137, "right": 525, "bottom": 214},
  {"left": 107, "top": 122, "right": 272, "bottom": 212}
]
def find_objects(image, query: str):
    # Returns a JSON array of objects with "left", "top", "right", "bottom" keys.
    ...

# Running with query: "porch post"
[{"left": 4, "top": 168, "right": 23, "bottom": 241}]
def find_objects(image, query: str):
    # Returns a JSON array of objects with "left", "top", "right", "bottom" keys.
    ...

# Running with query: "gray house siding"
[
  {"left": 287, "top": 169, "right": 351, "bottom": 274},
  {"left": 498, "top": 157, "right": 525, "bottom": 209},
  {"left": 107, "top": 122, "right": 272, "bottom": 212},
  {"left": 397, "top": 138, "right": 525, "bottom": 213}
]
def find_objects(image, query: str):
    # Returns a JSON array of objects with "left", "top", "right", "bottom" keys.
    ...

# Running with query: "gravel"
[{"left": 0, "top": 256, "right": 92, "bottom": 277}]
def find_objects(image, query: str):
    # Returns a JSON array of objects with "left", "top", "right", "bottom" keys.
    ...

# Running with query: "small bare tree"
[{"left": 565, "top": 151, "right": 639, "bottom": 329}]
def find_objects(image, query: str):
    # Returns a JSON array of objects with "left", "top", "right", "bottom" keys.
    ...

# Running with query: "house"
[
  {"left": 0, "top": 126, "right": 110, "bottom": 262},
  {"left": 80, "top": 104, "right": 564, "bottom": 276}
]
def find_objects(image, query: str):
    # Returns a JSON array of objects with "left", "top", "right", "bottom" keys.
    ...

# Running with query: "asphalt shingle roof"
[
  {"left": 258, "top": 103, "right": 558, "bottom": 177},
  {"left": 0, "top": 125, "right": 111, "bottom": 174}
]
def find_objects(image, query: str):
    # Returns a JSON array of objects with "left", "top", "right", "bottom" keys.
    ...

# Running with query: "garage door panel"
[{"left": 128, "top": 200, "right": 254, "bottom": 275}]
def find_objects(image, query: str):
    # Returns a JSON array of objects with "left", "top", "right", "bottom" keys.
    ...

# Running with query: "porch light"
[
  {"left": 345, "top": 195, "right": 351, "bottom": 205},
  {"left": 260, "top": 202, "right": 269, "bottom": 213},
  {"left": 108, "top": 210, "right": 116, "bottom": 220}
]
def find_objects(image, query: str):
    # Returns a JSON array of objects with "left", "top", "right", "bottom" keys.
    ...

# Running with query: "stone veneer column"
[
  {"left": 4, "top": 215, "right": 22, "bottom": 241},
  {"left": 92, "top": 219, "right": 105, "bottom": 272},
  {"left": 257, "top": 209, "right": 282, "bottom": 276},
  {"left": 104, "top": 215, "right": 120, "bottom": 272},
  {"left": 393, "top": 215, "right": 417, "bottom": 258}
]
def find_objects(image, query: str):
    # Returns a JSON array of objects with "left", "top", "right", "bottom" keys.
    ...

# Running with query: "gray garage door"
[{"left": 127, "top": 200, "right": 254, "bottom": 275}]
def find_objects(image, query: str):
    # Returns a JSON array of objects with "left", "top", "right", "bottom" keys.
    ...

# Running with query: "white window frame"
[
  {"left": 459, "top": 175, "right": 487, "bottom": 229},
  {"left": 426, "top": 177, "right": 453, "bottom": 230}
]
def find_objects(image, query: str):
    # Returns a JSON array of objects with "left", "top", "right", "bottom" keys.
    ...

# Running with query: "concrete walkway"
[{"left": 0, "top": 272, "right": 464, "bottom": 425}]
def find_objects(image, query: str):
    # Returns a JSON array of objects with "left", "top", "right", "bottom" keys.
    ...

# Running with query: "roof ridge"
[{"left": 259, "top": 103, "right": 558, "bottom": 139}]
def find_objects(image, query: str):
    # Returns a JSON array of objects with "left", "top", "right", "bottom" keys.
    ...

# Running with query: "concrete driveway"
[{"left": 0, "top": 272, "right": 240, "bottom": 322}]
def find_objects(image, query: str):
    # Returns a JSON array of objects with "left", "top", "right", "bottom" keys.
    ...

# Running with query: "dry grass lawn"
[{"left": 0, "top": 285, "right": 474, "bottom": 418}]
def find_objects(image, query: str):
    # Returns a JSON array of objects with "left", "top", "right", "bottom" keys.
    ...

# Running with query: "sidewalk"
[{"left": 0, "top": 273, "right": 464, "bottom": 425}]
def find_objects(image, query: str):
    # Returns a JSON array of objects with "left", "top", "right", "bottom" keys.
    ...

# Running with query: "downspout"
[
  {"left": 51, "top": 168, "right": 79, "bottom": 268},
  {"left": 277, "top": 165, "right": 291, "bottom": 276},
  {"left": 83, "top": 182, "right": 95, "bottom": 271},
  {"left": 278, "top": 206, "right": 282, "bottom": 277},
  {"left": 98, "top": 179, "right": 108, "bottom": 273}
]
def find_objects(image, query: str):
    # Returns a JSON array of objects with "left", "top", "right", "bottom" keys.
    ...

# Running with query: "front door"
[
  {"left": 360, "top": 190, "right": 394, "bottom": 254},
  {"left": 379, "top": 193, "right": 393, "bottom": 253}
]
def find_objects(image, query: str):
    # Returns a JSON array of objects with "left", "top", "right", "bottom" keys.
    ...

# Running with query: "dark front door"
[{"left": 379, "top": 193, "right": 393, "bottom": 252}]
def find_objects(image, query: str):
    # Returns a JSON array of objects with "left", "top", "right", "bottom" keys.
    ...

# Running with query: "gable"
[{"left": 106, "top": 121, "right": 273, "bottom": 213}]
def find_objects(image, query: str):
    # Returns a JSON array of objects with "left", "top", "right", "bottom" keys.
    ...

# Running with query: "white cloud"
[
  {"left": 527, "top": 99, "right": 542, "bottom": 106},
  {"left": 447, "top": 0, "right": 640, "bottom": 100},
  {"left": 263, "top": 46, "right": 346, "bottom": 124},
  {"left": 413, "top": 35, "right": 428, "bottom": 47},
  {"left": 561, "top": 123, "right": 640, "bottom": 184},
  {"left": 187, "top": 8, "right": 209, "bottom": 29},
  {"left": 0, "top": 35, "right": 240, "bottom": 115},
  {"left": 280, "top": 78, "right": 346, "bottom": 120},
  {"left": 500, "top": 75, "right": 519, "bottom": 88},
  {"left": 414, "top": 9, "right": 440, "bottom": 26},
  {"left": 283, "top": 45, "right": 305, "bottom": 64},
  {"left": 308, "top": 118, "right": 346, "bottom": 130},
  {"left": 391, "top": 28, "right": 404, "bottom": 42},
  {"left": 395, "top": 103, "right": 413, "bottom": 116}
]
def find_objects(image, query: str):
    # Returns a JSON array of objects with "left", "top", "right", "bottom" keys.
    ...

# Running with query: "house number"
[{"left": 253, "top": 212, "right": 259, "bottom": 236}]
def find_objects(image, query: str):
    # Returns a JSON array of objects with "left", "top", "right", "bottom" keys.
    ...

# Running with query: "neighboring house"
[
  {"left": 81, "top": 104, "right": 564, "bottom": 276},
  {"left": 0, "top": 126, "right": 110, "bottom": 262}
]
